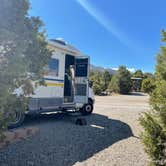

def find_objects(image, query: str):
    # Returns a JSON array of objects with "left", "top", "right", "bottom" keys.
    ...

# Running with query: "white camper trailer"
[{"left": 9, "top": 39, "right": 95, "bottom": 128}]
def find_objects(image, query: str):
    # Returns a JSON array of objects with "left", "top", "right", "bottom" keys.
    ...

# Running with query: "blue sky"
[{"left": 29, "top": 0, "right": 166, "bottom": 72}]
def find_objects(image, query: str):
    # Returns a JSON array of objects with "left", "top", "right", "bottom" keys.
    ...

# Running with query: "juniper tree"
[
  {"left": 0, "top": 0, "right": 51, "bottom": 138},
  {"left": 102, "top": 71, "right": 112, "bottom": 91},
  {"left": 109, "top": 66, "right": 132, "bottom": 94},
  {"left": 89, "top": 71, "right": 105, "bottom": 95},
  {"left": 141, "top": 78, "right": 156, "bottom": 94},
  {"left": 140, "top": 30, "right": 166, "bottom": 166},
  {"left": 133, "top": 70, "right": 144, "bottom": 78}
]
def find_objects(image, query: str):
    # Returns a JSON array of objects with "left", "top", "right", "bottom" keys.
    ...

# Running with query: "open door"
[
  {"left": 74, "top": 57, "right": 89, "bottom": 104},
  {"left": 64, "top": 54, "right": 75, "bottom": 103}
]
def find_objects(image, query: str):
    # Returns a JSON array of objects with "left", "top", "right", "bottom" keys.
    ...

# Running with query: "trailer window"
[
  {"left": 75, "top": 58, "right": 88, "bottom": 77},
  {"left": 48, "top": 58, "right": 59, "bottom": 76}
]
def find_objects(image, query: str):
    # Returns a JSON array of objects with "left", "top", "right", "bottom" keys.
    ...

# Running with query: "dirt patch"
[{"left": 0, "top": 127, "right": 39, "bottom": 149}]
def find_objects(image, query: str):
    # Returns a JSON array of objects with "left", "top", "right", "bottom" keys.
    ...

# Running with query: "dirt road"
[{"left": 0, "top": 93, "right": 149, "bottom": 166}]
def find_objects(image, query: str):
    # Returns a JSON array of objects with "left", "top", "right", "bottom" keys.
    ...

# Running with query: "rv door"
[{"left": 74, "top": 57, "right": 89, "bottom": 104}]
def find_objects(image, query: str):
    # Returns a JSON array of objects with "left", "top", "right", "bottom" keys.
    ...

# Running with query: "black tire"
[
  {"left": 80, "top": 103, "right": 93, "bottom": 116},
  {"left": 8, "top": 111, "right": 25, "bottom": 129}
]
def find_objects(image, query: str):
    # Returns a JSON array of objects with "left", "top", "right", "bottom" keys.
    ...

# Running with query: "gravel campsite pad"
[{"left": 0, "top": 93, "right": 149, "bottom": 166}]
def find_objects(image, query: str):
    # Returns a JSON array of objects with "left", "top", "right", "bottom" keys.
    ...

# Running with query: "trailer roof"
[{"left": 48, "top": 39, "right": 82, "bottom": 56}]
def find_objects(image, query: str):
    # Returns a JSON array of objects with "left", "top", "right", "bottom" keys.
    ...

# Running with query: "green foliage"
[
  {"left": 0, "top": 0, "right": 52, "bottom": 139},
  {"left": 133, "top": 70, "right": 144, "bottom": 78},
  {"left": 140, "top": 112, "right": 166, "bottom": 166},
  {"left": 102, "top": 71, "right": 112, "bottom": 91},
  {"left": 89, "top": 70, "right": 112, "bottom": 95},
  {"left": 108, "top": 75, "right": 119, "bottom": 93},
  {"left": 144, "top": 72, "right": 154, "bottom": 79},
  {"left": 109, "top": 66, "right": 132, "bottom": 94},
  {"left": 140, "top": 30, "right": 166, "bottom": 166},
  {"left": 156, "top": 49, "right": 166, "bottom": 80},
  {"left": 131, "top": 71, "right": 154, "bottom": 92},
  {"left": 117, "top": 66, "right": 132, "bottom": 94},
  {"left": 89, "top": 71, "right": 105, "bottom": 95},
  {"left": 141, "top": 78, "right": 156, "bottom": 94}
]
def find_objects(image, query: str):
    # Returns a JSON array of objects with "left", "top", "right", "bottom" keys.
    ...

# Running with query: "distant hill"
[{"left": 90, "top": 64, "right": 116, "bottom": 75}]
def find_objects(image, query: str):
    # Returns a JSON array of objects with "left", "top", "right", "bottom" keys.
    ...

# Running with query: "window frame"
[{"left": 48, "top": 58, "right": 59, "bottom": 77}]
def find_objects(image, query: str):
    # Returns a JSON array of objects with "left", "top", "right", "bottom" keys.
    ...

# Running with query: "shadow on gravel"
[{"left": 0, "top": 113, "right": 133, "bottom": 166}]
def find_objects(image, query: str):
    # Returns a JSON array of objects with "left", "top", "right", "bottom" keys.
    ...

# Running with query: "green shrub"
[
  {"left": 108, "top": 75, "right": 119, "bottom": 93},
  {"left": 102, "top": 71, "right": 112, "bottom": 91},
  {"left": 108, "top": 66, "right": 132, "bottom": 94},
  {"left": 140, "top": 30, "right": 166, "bottom": 166},
  {"left": 141, "top": 78, "right": 156, "bottom": 94},
  {"left": 133, "top": 70, "right": 144, "bottom": 78},
  {"left": 89, "top": 72, "right": 105, "bottom": 95}
]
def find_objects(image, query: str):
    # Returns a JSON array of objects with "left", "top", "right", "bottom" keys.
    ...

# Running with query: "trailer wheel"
[
  {"left": 8, "top": 110, "right": 25, "bottom": 129},
  {"left": 80, "top": 103, "right": 93, "bottom": 116}
]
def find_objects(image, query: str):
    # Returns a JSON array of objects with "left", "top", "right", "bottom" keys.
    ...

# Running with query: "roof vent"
[{"left": 50, "top": 38, "right": 67, "bottom": 45}]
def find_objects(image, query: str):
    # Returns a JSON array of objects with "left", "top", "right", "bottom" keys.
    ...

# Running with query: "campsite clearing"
[{"left": 0, "top": 93, "right": 149, "bottom": 166}]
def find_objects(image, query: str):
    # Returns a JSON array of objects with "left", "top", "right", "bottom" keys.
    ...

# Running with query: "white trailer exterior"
[{"left": 9, "top": 39, "right": 94, "bottom": 128}]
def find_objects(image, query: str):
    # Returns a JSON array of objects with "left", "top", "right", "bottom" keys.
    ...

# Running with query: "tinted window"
[
  {"left": 48, "top": 58, "right": 59, "bottom": 76},
  {"left": 75, "top": 58, "right": 88, "bottom": 77},
  {"left": 75, "top": 64, "right": 88, "bottom": 77}
]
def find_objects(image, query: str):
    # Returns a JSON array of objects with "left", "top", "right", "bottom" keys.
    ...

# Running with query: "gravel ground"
[{"left": 0, "top": 93, "right": 149, "bottom": 166}]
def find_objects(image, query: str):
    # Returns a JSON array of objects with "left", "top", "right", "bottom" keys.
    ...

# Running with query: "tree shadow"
[{"left": 1, "top": 113, "right": 134, "bottom": 166}]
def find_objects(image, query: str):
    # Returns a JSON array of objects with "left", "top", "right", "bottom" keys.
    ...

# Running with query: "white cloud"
[
  {"left": 112, "top": 67, "right": 119, "bottom": 71},
  {"left": 127, "top": 68, "right": 135, "bottom": 73},
  {"left": 111, "top": 67, "right": 136, "bottom": 73}
]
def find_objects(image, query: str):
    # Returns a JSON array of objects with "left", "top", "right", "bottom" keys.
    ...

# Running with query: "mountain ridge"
[{"left": 90, "top": 64, "right": 116, "bottom": 75}]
